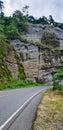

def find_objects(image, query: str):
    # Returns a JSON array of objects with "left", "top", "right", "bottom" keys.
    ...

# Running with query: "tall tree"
[
  {"left": 0, "top": 0, "right": 4, "bottom": 15},
  {"left": 49, "top": 15, "right": 55, "bottom": 25},
  {"left": 13, "top": 10, "right": 23, "bottom": 19},
  {"left": 22, "top": 5, "right": 29, "bottom": 17},
  {"left": 37, "top": 16, "right": 48, "bottom": 24}
]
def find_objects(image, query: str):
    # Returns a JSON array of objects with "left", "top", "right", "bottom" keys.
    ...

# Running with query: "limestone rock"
[
  {"left": 5, "top": 51, "right": 19, "bottom": 78},
  {"left": 10, "top": 24, "right": 63, "bottom": 84}
]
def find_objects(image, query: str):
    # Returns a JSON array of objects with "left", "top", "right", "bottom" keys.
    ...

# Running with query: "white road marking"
[{"left": 0, "top": 88, "right": 46, "bottom": 130}]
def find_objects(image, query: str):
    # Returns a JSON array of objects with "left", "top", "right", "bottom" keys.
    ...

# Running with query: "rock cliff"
[
  {"left": 5, "top": 50, "right": 19, "bottom": 78},
  {"left": 10, "top": 24, "right": 63, "bottom": 84},
  {"left": 23, "top": 24, "right": 63, "bottom": 50}
]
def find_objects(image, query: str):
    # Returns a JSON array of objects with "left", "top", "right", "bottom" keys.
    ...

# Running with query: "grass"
[
  {"left": 0, "top": 78, "right": 46, "bottom": 91},
  {"left": 34, "top": 90, "right": 63, "bottom": 130}
]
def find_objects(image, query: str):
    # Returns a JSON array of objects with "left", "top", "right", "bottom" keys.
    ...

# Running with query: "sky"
[{"left": 3, "top": 0, "right": 63, "bottom": 22}]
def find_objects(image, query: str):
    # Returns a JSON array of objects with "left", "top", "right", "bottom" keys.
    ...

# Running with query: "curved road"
[{"left": 0, "top": 86, "right": 50, "bottom": 130}]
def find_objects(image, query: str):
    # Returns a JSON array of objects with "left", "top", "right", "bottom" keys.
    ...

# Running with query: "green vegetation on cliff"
[
  {"left": 53, "top": 69, "right": 63, "bottom": 91},
  {"left": 0, "top": 10, "right": 28, "bottom": 40},
  {"left": 0, "top": 1, "right": 63, "bottom": 90},
  {"left": 0, "top": 36, "right": 43, "bottom": 90},
  {"left": 0, "top": 6, "right": 28, "bottom": 88},
  {"left": 0, "top": 36, "right": 11, "bottom": 59},
  {"left": 0, "top": 36, "right": 12, "bottom": 84}
]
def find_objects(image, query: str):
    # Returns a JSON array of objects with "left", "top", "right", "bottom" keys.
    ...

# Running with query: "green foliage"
[
  {"left": 0, "top": 0, "right": 4, "bottom": 15},
  {"left": 0, "top": 37, "right": 10, "bottom": 59},
  {"left": 19, "top": 36, "right": 29, "bottom": 43},
  {"left": 0, "top": 9, "right": 28, "bottom": 40},
  {"left": 60, "top": 50, "right": 63, "bottom": 55},
  {"left": 18, "top": 64, "right": 26, "bottom": 80},
  {"left": 0, "top": 24, "right": 4, "bottom": 33},
  {"left": 14, "top": 51, "right": 26, "bottom": 80},
  {"left": 6, "top": 23, "right": 19, "bottom": 39},
  {"left": 12, "top": 10, "right": 28, "bottom": 32},
  {"left": 22, "top": 5, "right": 29, "bottom": 16},
  {"left": 41, "top": 31, "right": 60, "bottom": 48},
  {"left": 37, "top": 16, "right": 49, "bottom": 25},
  {"left": 53, "top": 70, "right": 63, "bottom": 91},
  {"left": 0, "top": 61, "right": 12, "bottom": 84},
  {"left": 59, "top": 23, "right": 63, "bottom": 30},
  {"left": 0, "top": 36, "right": 12, "bottom": 84},
  {"left": 0, "top": 78, "right": 44, "bottom": 90},
  {"left": 49, "top": 15, "right": 55, "bottom": 25},
  {"left": 14, "top": 51, "right": 20, "bottom": 61}
]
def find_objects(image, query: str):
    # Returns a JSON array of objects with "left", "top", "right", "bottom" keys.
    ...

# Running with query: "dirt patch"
[{"left": 33, "top": 90, "right": 63, "bottom": 130}]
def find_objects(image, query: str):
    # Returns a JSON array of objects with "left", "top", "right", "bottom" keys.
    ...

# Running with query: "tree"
[
  {"left": 4, "top": 16, "right": 12, "bottom": 26},
  {"left": 0, "top": 0, "right": 4, "bottom": 15},
  {"left": 37, "top": 16, "right": 48, "bottom": 24},
  {"left": 13, "top": 10, "right": 28, "bottom": 32},
  {"left": 28, "top": 15, "right": 35, "bottom": 23},
  {"left": 41, "top": 31, "right": 59, "bottom": 47},
  {"left": 6, "top": 22, "right": 19, "bottom": 39},
  {"left": 59, "top": 23, "right": 63, "bottom": 30},
  {"left": 22, "top": 5, "right": 29, "bottom": 17},
  {"left": 49, "top": 15, "right": 55, "bottom": 25},
  {"left": 53, "top": 69, "right": 63, "bottom": 91},
  {"left": 13, "top": 10, "right": 23, "bottom": 20}
]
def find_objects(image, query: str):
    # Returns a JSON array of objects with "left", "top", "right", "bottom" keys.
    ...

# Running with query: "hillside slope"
[{"left": 0, "top": 37, "right": 25, "bottom": 85}]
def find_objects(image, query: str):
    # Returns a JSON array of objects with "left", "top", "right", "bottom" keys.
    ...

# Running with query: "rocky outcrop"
[
  {"left": 23, "top": 24, "right": 63, "bottom": 50},
  {"left": 10, "top": 24, "right": 63, "bottom": 84},
  {"left": 22, "top": 24, "right": 43, "bottom": 42},
  {"left": 11, "top": 39, "right": 61, "bottom": 84},
  {"left": 5, "top": 51, "right": 19, "bottom": 78}
]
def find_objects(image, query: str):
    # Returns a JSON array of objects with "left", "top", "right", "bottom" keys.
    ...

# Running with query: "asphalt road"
[{"left": 0, "top": 86, "right": 50, "bottom": 130}]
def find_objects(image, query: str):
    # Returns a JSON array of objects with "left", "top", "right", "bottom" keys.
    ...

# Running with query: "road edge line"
[{"left": 0, "top": 87, "right": 48, "bottom": 130}]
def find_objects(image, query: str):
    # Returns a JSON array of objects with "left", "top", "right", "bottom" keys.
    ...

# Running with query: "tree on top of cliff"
[
  {"left": 22, "top": 5, "right": 29, "bottom": 17},
  {"left": 49, "top": 15, "right": 55, "bottom": 25},
  {"left": 37, "top": 16, "right": 49, "bottom": 24},
  {"left": 13, "top": 10, "right": 23, "bottom": 19},
  {"left": 0, "top": 0, "right": 4, "bottom": 15}
]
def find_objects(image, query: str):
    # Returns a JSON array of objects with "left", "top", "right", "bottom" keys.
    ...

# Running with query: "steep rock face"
[
  {"left": 23, "top": 24, "right": 63, "bottom": 49},
  {"left": 5, "top": 50, "right": 19, "bottom": 78},
  {"left": 11, "top": 39, "right": 61, "bottom": 84},
  {"left": 11, "top": 40, "right": 39, "bottom": 82},
  {"left": 23, "top": 24, "right": 43, "bottom": 41},
  {"left": 11, "top": 24, "right": 63, "bottom": 84}
]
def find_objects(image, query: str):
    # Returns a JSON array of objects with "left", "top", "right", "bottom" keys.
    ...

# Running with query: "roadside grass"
[
  {"left": 34, "top": 90, "right": 63, "bottom": 130},
  {"left": 0, "top": 79, "right": 47, "bottom": 90}
]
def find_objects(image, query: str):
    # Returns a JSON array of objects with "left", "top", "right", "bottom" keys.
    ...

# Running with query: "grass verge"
[
  {"left": 0, "top": 79, "right": 46, "bottom": 91},
  {"left": 34, "top": 90, "right": 63, "bottom": 130}
]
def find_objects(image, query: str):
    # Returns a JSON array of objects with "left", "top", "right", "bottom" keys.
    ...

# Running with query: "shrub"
[
  {"left": 41, "top": 31, "right": 60, "bottom": 48},
  {"left": 18, "top": 64, "right": 26, "bottom": 80},
  {"left": 53, "top": 70, "right": 63, "bottom": 90}
]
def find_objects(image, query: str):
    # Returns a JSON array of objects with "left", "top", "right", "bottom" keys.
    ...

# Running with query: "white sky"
[{"left": 3, "top": 0, "right": 63, "bottom": 22}]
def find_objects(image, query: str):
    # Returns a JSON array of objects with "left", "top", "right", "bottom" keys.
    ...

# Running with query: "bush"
[
  {"left": 5, "top": 23, "right": 19, "bottom": 40},
  {"left": 0, "top": 61, "right": 12, "bottom": 84},
  {"left": 53, "top": 70, "right": 63, "bottom": 90},
  {"left": 18, "top": 64, "right": 26, "bottom": 80},
  {"left": 41, "top": 31, "right": 60, "bottom": 48}
]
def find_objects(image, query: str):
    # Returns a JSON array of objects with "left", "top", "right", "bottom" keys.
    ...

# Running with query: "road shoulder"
[
  {"left": 8, "top": 92, "right": 43, "bottom": 130},
  {"left": 33, "top": 90, "right": 63, "bottom": 130}
]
